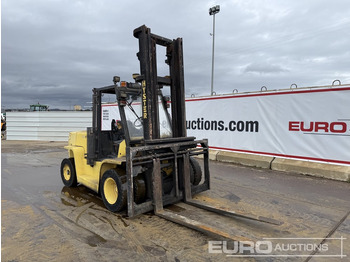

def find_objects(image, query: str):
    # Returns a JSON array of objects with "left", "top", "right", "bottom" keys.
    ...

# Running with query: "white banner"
[{"left": 185, "top": 86, "right": 350, "bottom": 165}]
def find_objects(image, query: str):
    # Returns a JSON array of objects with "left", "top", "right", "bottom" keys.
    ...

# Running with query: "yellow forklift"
[
  {"left": 1, "top": 113, "right": 6, "bottom": 139},
  {"left": 61, "top": 25, "right": 280, "bottom": 240}
]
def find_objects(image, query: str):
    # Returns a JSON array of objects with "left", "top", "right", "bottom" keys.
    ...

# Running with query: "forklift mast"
[{"left": 133, "top": 25, "right": 187, "bottom": 140}]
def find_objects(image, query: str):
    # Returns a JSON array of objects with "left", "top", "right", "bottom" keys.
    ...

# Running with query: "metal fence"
[{"left": 6, "top": 111, "right": 92, "bottom": 141}]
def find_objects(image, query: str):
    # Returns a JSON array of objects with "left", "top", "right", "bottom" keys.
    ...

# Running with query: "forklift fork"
[{"left": 151, "top": 152, "right": 282, "bottom": 242}]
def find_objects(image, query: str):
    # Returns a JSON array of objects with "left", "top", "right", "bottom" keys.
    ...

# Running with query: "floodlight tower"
[{"left": 209, "top": 5, "right": 220, "bottom": 96}]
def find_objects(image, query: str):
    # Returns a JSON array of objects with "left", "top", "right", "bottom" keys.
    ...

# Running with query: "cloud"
[
  {"left": 2, "top": 0, "right": 350, "bottom": 109},
  {"left": 243, "top": 62, "right": 288, "bottom": 74}
]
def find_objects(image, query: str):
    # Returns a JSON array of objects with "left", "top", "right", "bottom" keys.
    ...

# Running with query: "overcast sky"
[{"left": 2, "top": 0, "right": 350, "bottom": 110}]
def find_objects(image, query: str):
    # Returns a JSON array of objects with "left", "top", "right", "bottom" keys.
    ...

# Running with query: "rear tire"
[
  {"left": 100, "top": 169, "right": 127, "bottom": 212},
  {"left": 60, "top": 158, "right": 77, "bottom": 187}
]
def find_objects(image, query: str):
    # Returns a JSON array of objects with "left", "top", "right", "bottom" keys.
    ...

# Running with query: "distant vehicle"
[{"left": 30, "top": 103, "right": 49, "bottom": 111}]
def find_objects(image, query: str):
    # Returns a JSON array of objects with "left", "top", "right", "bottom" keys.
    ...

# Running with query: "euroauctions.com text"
[
  {"left": 208, "top": 237, "right": 347, "bottom": 258},
  {"left": 186, "top": 118, "right": 259, "bottom": 132}
]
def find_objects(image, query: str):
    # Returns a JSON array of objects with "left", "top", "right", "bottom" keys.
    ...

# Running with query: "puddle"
[
  {"left": 60, "top": 186, "right": 105, "bottom": 208},
  {"left": 116, "top": 215, "right": 129, "bottom": 227},
  {"left": 61, "top": 197, "right": 76, "bottom": 207},
  {"left": 225, "top": 193, "right": 241, "bottom": 204},
  {"left": 85, "top": 235, "right": 107, "bottom": 247},
  {"left": 142, "top": 245, "right": 167, "bottom": 257},
  {"left": 165, "top": 204, "right": 186, "bottom": 213}
]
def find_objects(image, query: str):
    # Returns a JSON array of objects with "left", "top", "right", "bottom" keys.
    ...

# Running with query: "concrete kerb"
[
  {"left": 271, "top": 158, "right": 350, "bottom": 182},
  {"left": 216, "top": 151, "right": 273, "bottom": 169},
  {"left": 212, "top": 150, "right": 350, "bottom": 182}
]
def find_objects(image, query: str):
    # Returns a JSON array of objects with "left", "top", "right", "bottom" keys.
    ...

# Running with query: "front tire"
[
  {"left": 134, "top": 175, "right": 146, "bottom": 204},
  {"left": 190, "top": 157, "right": 202, "bottom": 185},
  {"left": 60, "top": 158, "right": 77, "bottom": 187},
  {"left": 100, "top": 169, "right": 127, "bottom": 212}
]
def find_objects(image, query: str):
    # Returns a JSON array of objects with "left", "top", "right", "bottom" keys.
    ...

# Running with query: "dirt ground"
[{"left": 1, "top": 140, "right": 349, "bottom": 261}]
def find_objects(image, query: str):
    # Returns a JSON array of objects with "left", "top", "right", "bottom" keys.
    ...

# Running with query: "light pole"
[{"left": 209, "top": 5, "right": 220, "bottom": 96}]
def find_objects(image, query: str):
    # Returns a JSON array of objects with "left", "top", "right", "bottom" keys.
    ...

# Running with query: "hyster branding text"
[{"left": 186, "top": 118, "right": 259, "bottom": 132}]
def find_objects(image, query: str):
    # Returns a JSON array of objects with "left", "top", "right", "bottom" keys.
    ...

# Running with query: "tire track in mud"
[
  {"left": 210, "top": 177, "right": 343, "bottom": 230},
  {"left": 42, "top": 205, "right": 162, "bottom": 261},
  {"left": 211, "top": 175, "right": 349, "bottom": 213},
  {"left": 304, "top": 210, "right": 350, "bottom": 261},
  {"left": 59, "top": 187, "right": 213, "bottom": 260},
  {"left": 54, "top": 190, "right": 159, "bottom": 260},
  {"left": 59, "top": 188, "right": 177, "bottom": 260},
  {"left": 1, "top": 200, "right": 81, "bottom": 262},
  {"left": 4, "top": 184, "right": 151, "bottom": 260}
]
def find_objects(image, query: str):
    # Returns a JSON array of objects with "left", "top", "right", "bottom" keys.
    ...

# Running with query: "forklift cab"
[{"left": 86, "top": 77, "right": 174, "bottom": 165}]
